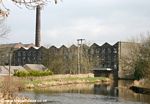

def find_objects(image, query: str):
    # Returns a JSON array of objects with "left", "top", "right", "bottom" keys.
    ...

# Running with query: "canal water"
[{"left": 19, "top": 80, "right": 150, "bottom": 104}]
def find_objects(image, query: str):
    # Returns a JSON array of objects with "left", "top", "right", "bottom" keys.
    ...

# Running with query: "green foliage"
[
  {"left": 14, "top": 70, "right": 53, "bottom": 77},
  {"left": 132, "top": 35, "right": 150, "bottom": 80},
  {"left": 14, "top": 71, "right": 29, "bottom": 77},
  {"left": 134, "top": 59, "right": 148, "bottom": 80}
]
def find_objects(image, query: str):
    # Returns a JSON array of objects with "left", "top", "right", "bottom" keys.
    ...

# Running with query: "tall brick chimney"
[{"left": 35, "top": 5, "right": 41, "bottom": 47}]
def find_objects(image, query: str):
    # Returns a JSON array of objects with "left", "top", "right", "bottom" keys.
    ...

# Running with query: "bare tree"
[
  {"left": 1, "top": 0, "right": 60, "bottom": 47},
  {"left": 0, "top": 19, "right": 9, "bottom": 39},
  {"left": 0, "top": 76, "right": 25, "bottom": 100},
  {"left": 136, "top": 34, "right": 150, "bottom": 80},
  {"left": 121, "top": 34, "right": 150, "bottom": 80},
  {"left": 0, "top": 0, "right": 59, "bottom": 16},
  {"left": 119, "top": 41, "right": 140, "bottom": 78},
  {"left": 0, "top": 19, "right": 10, "bottom": 65},
  {"left": 0, "top": 18, "right": 10, "bottom": 60}
]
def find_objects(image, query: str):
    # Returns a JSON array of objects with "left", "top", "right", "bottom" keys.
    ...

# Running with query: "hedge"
[{"left": 14, "top": 70, "right": 53, "bottom": 77}]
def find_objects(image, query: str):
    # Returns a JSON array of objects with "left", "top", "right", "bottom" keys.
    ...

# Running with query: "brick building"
[
  {"left": 0, "top": 43, "right": 34, "bottom": 65},
  {"left": 0, "top": 41, "right": 135, "bottom": 78}
]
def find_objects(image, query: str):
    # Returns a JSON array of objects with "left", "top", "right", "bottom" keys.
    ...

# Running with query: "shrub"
[
  {"left": 14, "top": 71, "right": 29, "bottom": 77},
  {"left": 14, "top": 70, "right": 53, "bottom": 77},
  {"left": 0, "top": 76, "right": 25, "bottom": 99}
]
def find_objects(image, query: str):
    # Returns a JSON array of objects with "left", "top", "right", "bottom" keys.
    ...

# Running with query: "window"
[
  {"left": 114, "top": 64, "right": 117, "bottom": 69},
  {"left": 27, "top": 57, "right": 30, "bottom": 62},
  {"left": 90, "top": 49, "right": 94, "bottom": 54},
  {"left": 102, "top": 49, "right": 105, "bottom": 54},
  {"left": 95, "top": 49, "right": 99, "bottom": 54},
  {"left": 22, "top": 51, "right": 26, "bottom": 56},
  {"left": 28, "top": 51, "right": 31, "bottom": 56},
  {"left": 18, "top": 52, "right": 21, "bottom": 56},
  {"left": 107, "top": 56, "right": 111, "bottom": 61},
  {"left": 113, "top": 48, "right": 117, "bottom": 53},
  {"left": 108, "top": 48, "right": 111, "bottom": 53},
  {"left": 17, "top": 58, "right": 20, "bottom": 63}
]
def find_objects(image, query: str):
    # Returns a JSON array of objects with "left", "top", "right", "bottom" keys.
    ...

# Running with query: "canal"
[{"left": 18, "top": 80, "right": 150, "bottom": 104}]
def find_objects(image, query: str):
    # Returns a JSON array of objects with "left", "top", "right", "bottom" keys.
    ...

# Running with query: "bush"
[
  {"left": 0, "top": 76, "right": 25, "bottom": 99},
  {"left": 14, "top": 70, "right": 53, "bottom": 77},
  {"left": 134, "top": 60, "right": 148, "bottom": 80},
  {"left": 14, "top": 71, "right": 29, "bottom": 77}
]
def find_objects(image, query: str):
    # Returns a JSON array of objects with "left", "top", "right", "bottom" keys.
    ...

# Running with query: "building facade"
[
  {"left": 0, "top": 41, "right": 134, "bottom": 78},
  {"left": 0, "top": 43, "right": 34, "bottom": 65}
]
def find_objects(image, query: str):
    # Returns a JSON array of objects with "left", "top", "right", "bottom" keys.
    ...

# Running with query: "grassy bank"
[{"left": 21, "top": 74, "right": 111, "bottom": 89}]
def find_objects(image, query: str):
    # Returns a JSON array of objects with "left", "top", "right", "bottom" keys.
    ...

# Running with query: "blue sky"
[{"left": 1, "top": 0, "right": 150, "bottom": 47}]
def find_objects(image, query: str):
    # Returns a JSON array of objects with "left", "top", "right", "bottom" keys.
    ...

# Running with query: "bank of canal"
[
  {"left": 22, "top": 74, "right": 111, "bottom": 89},
  {"left": 18, "top": 80, "right": 150, "bottom": 104}
]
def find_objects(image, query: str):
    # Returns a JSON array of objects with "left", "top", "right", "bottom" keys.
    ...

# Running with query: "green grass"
[
  {"left": 15, "top": 75, "right": 110, "bottom": 89},
  {"left": 62, "top": 77, "right": 106, "bottom": 82},
  {"left": 26, "top": 76, "right": 108, "bottom": 85}
]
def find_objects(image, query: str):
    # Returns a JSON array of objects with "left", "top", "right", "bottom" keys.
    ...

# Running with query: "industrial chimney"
[{"left": 35, "top": 5, "right": 41, "bottom": 47}]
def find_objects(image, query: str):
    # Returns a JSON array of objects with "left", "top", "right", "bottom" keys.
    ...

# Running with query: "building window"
[
  {"left": 107, "top": 56, "right": 111, "bottom": 61},
  {"left": 108, "top": 48, "right": 111, "bottom": 53},
  {"left": 114, "top": 64, "right": 117, "bottom": 69},
  {"left": 17, "top": 58, "right": 20, "bottom": 63},
  {"left": 89, "top": 49, "right": 93, "bottom": 55},
  {"left": 113, "top": 48, "right": 117, "bottom": 53},
  {"left": 28, "top": 51, "right": 31, "bottom": 56},
  {"left": 96, "top": 49, "right": 99, "bottom": 54},
  {"left": 18, "top": 52, "right": 21, "bottom": 56},
  {"left": 102, "top": 49, "right": 105, "bottom": 54},
  {"left": 22, "top": 51, "right": 26, "bottom": 56},
  {"left": 27, "top": 57, "right": 30, "bottom": 62}
]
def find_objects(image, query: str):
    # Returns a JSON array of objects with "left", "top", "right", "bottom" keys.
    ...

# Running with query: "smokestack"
[{"left": 35, "top": 5, "right": 41, "bottom": 47}]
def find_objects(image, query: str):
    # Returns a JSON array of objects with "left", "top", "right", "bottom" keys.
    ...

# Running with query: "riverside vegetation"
[
  {"left": 14, "top": 70, "right": 53, "bottom": 77},
  {"left": 0, "top": 73, "right": 111, "bottom": 103},
  {"left": 122, "top": 35, "right": 150, "bottom": 89},
  {"left": 0, "top": 76, "right": 30, "bottom": 104},
  {"left": 23, "top": 74, "right": 111, "bottom": 89},
  {"left": 12, "top": 70, "right": 111, "bottom": 89}
]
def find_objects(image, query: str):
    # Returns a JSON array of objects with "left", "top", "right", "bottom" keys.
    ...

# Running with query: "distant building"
[
  {"left": 0, "top": 66, "right": 26, "bottom": 75},
  {"left": 88, "top": 42, "right": 117, "bottom": 78},
  {"left": 0, "top": 64, "right": 47, "bottom": 76},
  {"left": 0, "top": 41, "right": 136, "bottom": 79},
  {"left": 89, "top": 42, "right": 135, "bottom": 79},
  {"left": 23, "top": 64, "right": 48, "bottom": 71},
  {"left": 12, "top": 47, "right": 41, "bottom": 65},
  {"left": 0, "top": 43, "right": 34, "bottom": 65},
  {"left": 92, "top": 68, "right": 112, "bottom": 77}
]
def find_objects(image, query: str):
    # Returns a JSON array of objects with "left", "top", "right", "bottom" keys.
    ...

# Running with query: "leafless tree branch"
[
  {"left": 0, "top": 19, "right": 10, "bottom": 39},
  {"left": 0, "top": 0, "right": 60, "bottom": 17}
]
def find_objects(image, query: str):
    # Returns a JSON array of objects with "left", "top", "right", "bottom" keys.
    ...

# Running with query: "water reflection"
[
  {"left": 19, "top": 80, "right": 150, "bottom": 104},
  {"left": 94, "top": 80, "right": 150, "bottom": 103},
  {"left": 94, "top": 80, "right": 118, "bottom": 97},
  {"left": 118, "top": 80, "right": 150, "bottom": 103}
]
